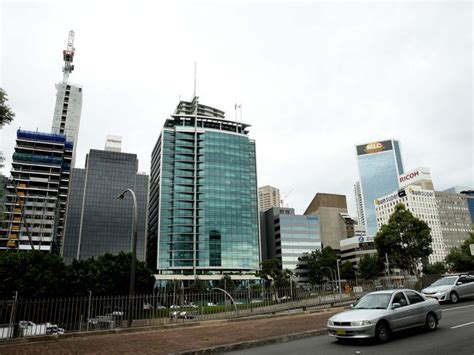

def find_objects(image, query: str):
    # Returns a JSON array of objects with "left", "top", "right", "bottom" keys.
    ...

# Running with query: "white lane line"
[
  {"left": 442, "top": 304, "right": 474, "bottom": 312},
  {"left": 450, "top": 321, "right": 474, "bottom": 329}
]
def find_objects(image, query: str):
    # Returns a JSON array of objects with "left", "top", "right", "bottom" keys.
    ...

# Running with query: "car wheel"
[
  {"left": 450, "top": 291, "right": 459, "bottom": 304},
  {"left": 375, "top": 322, "right": 390, "bottom": 343},
  {"left": 425, "top": 313, "right": 437, "bottom": 331}
]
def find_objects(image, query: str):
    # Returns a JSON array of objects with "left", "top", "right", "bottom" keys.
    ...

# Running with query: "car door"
[
  {"left": 404, "top": 290, "right": 427, "bottom": 326},
  {"left": 456, "top": 277, "right": 469, "bottom": 298},
  {"left": 466, "top": 276, "right": 474, "bottom": 297},
  {"left": 389, "top": 292, "right": 413, "bottom": 331}
]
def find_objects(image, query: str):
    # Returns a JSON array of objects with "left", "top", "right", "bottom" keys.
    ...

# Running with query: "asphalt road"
[{"left": 230, "top": 299, "right": 474, "bottom": 355}]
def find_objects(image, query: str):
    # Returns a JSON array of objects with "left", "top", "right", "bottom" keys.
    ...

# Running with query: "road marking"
[
  {"left": 443, "top": 304, "right": 474, "bottom": 312},
  {"left": 450, "top": 321, "right": 474, "bottom": 329}
]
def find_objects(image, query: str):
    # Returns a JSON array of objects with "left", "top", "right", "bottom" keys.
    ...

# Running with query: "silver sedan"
[{"left": 327, "top": 289, "right": 442, "bottom": 342}]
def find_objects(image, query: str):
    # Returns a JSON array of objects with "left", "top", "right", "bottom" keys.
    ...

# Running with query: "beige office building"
[
  {"left": 304, "top": 193, "right": 349, "bottom": 250},
  {"left": 258, "top": 185, "right": 281, "bottom": 212}
]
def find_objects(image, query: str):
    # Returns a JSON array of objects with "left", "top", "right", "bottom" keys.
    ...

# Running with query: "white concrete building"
[
  {"left": 375, "top": 185, "right": 446, "bottom": 264},
  {"left": 353, "top": 181, "right": 365, "bottom": 226},
  {"left": 340, "top": 235, "right": 376, "bottom": 267}
]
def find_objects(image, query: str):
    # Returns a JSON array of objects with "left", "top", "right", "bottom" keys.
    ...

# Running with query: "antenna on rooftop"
[
  {"left": 62, "top": 30, "right": 75, "bottom": 83},
  {"left": 193, "top": 61, "right": 197, "bottom": 97}
]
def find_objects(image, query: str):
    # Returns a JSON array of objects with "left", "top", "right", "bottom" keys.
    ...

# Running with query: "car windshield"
[
  {"left": 353, "top": 293, "right": 392, "bottom": 310},
  {"left": 431, "top": 277, "right": 457, "bottom": 286}
]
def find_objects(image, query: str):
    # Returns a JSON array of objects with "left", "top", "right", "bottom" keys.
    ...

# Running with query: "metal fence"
[{"left": 0, "top": 278, "right": 428, "bottom": 342}]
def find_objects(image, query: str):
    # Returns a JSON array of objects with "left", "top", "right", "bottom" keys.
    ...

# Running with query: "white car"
[
  {"left": 421, "top": 275, "right": 474, "bottom": 303},
  {"left": 327, "top": 289, "right": 441, "bottom": 342}
]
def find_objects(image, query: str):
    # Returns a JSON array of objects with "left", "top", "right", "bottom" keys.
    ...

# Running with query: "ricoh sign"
[{"left": 399, "top": 168, "right": 431, "bottom": 188}]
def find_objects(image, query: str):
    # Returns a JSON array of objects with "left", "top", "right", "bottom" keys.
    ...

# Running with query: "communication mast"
[{"left": 62, "top": 30, "right": 75, "bottom": 83}]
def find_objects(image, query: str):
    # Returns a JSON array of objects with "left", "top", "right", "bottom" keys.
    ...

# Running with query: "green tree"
[
  {"left": 358, "top": 254, "right": 384, "bottom": 279},
  {"left": 0, "top": 88, "right": 15, "bottom": 127},
  {"left": 423, "top": 261, "right": 448, "bottom": 275},
  {"left": 375, "top": 203, "right": 432, "bottom": 275},
  {"left": 258, "top": 259, "right": 281, "bottom": 286},
  {"left": 0, "top": 251, "right": 67, "bottom": 299},
  {"left": 257, "top": 259, "right": 293, "bottom": 288},
  {"left": 189, "top": 277, "right": 207, "bottom": 293},
  {"left": 296, "top": 247, "right": 338, "bottom": 285},
  {"left": 446, "top": 230, "right": 474, "bottom": 272},
  {"left": 217, "top": 274, "right": 236, "bottom": 292},
  {"left": 340, "top": 261, "right": 355, "bottom": 280}
]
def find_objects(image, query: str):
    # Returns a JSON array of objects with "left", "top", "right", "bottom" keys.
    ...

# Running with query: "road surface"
[{"left": 230, "top": 299, "right": 474, "bottom": 355}]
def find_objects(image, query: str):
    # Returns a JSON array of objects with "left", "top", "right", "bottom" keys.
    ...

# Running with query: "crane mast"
[{"left": 62, "top": 30, "right": 75, "bottom": 83}]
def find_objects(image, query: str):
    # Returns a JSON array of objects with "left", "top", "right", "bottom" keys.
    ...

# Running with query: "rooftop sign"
[{"left": 356, "top": 140, "right": 393, "bottom": 156}]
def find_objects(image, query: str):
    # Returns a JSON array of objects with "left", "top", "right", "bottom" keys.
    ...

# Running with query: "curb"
[{"left": 177, "top": 328, "right": 328, "bottom": 354}]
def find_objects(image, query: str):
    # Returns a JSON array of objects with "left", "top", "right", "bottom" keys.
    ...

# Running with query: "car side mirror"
[
  {"left": 392, "top": 303, "right": 401, "bottom": 309},
  {"left": 350, "top": 304, "right": 354, "bottom": 309},
  {"left": 456, "top": 282, "right": 462, "bottom": 285}
]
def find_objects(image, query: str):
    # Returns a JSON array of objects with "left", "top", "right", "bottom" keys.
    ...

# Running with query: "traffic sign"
[{"left": 470, "top": 244, "right": 474, "bottom": 256}]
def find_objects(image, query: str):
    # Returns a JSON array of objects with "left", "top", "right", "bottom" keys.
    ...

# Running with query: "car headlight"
[
  {"left": 351, "top": 320, "right": 373, "bottom": 326},
  {"left": 327, "top": 320, "right": 334, "bottom": 326}
]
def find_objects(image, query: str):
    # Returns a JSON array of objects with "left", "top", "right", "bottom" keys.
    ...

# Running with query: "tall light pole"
[
  {"left": 117, "top": 189, "right": 138, "bottom": 327},
  {"left": 336, "top": 260, "right": 342, "bottom": 296}
]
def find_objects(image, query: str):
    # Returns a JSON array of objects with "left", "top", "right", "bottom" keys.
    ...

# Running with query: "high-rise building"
[
  {"left": 353, "top": 181, "right": 365, "bottom": 226},
  {"left": 0, "top": 130, "right": 73, "bottom": 251},
  {"left": 375, "top": 185, "right": 445, "bottom": 263},
  {"left": 435, "top": 191, "right": 472, "bottom": 251},
  {"left": 148, "top": 96, "right": 260, "bottom": 280},
  {"left": 50, "top": 31, "right": 82, "bottom": 167},
  {"left": 258, "top": 185, "right": 281, "bottom": 212},
  {"left": 356, "top": 139, "right": 404, "bottom": 236},
  {"left": 304, "top": 193, "right": 349, "bottom": 250},
  {"left": 62, "top": 146, "right": 148, "bottom": 263},
  {"left": 260, "top": 207, "right": 320, "bottom": 282}
]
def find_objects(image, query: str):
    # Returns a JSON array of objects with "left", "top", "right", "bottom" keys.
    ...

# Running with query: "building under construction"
[
  {"left": 0, "top": 130, "right": 73, "bottom": 251},
  {"left": 0, "top": 31, "right": 81, "bottom": 252}
]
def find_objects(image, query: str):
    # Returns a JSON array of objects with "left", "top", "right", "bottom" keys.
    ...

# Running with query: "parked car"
[
  {"left": 170, "top": 311, "right": 195, "bottom": 319},
  {"left": 421, "top": 274, "right": 474, "bottom": 303},
  {"left": 327, "top": 289, "right": 441, "bottom": 342}
]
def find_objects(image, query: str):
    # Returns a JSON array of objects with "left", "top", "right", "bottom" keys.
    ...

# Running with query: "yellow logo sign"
[{"left": 365, "top": 142, "right": 385, "bottom": 154}]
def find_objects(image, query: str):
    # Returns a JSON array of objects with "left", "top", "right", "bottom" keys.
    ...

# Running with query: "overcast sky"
[{"left": 1, "top": 1, "right": 472, "bottom": 215}]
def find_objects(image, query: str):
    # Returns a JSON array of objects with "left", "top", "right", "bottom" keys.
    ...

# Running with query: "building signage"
[
  {"left": 358, "top": 236, "right": 374, "bottom": 244},
  {"left": 374, "top": 191, "right": 399, "bottom": 205},
  {"left": 356, "top": 140, "right": 393, "bottom": 156},
  {"left": 410, "top": 190, "right": 433, "bottom": 198},
  {"left": 399, "top": 167, "right": 432, "bottom": 188}
]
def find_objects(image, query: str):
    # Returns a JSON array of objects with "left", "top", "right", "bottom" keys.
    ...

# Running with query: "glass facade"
[
  {"left": 279, "top": 214, "right": 321, "bottom": 270},
  {"left": 356, "top": 140, "right": 404, "bottom": 237},
  {"left": 62, "top": 150, "right": 148, "bottom": 263},
  {"left": 149, "top": 97, "right": 260, "bottom": 274}
]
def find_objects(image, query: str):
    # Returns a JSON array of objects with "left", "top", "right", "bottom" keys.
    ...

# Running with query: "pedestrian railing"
[{"left": 0, "top": 279, "right": 423, "bottom": 342}]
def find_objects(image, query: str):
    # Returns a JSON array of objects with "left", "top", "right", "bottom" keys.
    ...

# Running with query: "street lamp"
[
  {"left": 117, "top": 189, "right": 138, "bottom": 327},
  {"left": 336, "top": 260, "right": 342, "bottom": 296}
]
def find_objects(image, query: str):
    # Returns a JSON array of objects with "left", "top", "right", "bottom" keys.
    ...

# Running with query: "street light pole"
[
  {"left": 336, "top": 260, "right": 342, "bottom": 296},
  {"left": 117, "top": 189, "right": 138, "bottom": 327}
]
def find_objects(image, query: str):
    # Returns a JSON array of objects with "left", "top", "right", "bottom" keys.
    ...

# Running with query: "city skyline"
[{"left": 1, "top": 2, "right": 472, "bottom": 217}]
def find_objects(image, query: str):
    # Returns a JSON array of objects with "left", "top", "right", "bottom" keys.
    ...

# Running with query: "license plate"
[{"left": 336, "top": 329, "right": 347, "bottom": 336}]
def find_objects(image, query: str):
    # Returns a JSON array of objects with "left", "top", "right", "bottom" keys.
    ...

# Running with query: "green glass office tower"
[{"left": 148, "top": 97, "right": 260, "bottom": 277}]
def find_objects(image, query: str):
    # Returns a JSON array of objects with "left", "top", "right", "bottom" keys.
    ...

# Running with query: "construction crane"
[
  {"left": 62, "top": 30, "right": 75, "bottom": 83},
  {"left": 280, "top": 188, "right": 294, "bottom": 208}
]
